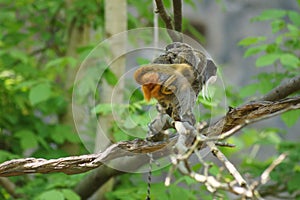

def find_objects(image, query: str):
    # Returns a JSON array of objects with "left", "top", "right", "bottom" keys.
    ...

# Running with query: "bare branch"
[
  {"left": 203, "top": 97, "right": 300, "bottom": 138},
  {"left": 260, "top": 153, "right": 287, "bottom": 185},
  {"left": 261, "top": 74, "right": 300, "bottom": 101},
  {"left": 207, "top": 141, "right": 247, "bottom": 187},
  {"left": 0, "top": 138, "right": 176, "bottom": 177},
  {"left": 0, "top": 177, "right": 23, "bottom": 198},
  {"left": 154, "top": 0, "right": 174, "bottom": 30},
  {"left": 172, "top": 0, "right": 182, "bottom": 34},
  {"left": 74, "top": 166, "right": 121, "bottom": 199},
  {"left": 185, "top": 152, "right": 287, "bottom": 198},
  {"left": 154, "top": 0, "right": 181, "bottom": 41},
  {"left": 190, "top": 172, "right": 254, "bottom": 197}
]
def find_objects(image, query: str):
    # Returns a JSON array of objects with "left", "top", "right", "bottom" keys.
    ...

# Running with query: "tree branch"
[
  {"left": 154, "top": 0, "right": 181, "bottom": 41},
  {"left": 261, "top": 74, "right": 300, "bottom": 101},
  {"left": 0, "top": 96, "right": 299, "bottom": 177},
  {"left": 0, "top": 137, "right": 176, "bottom": 177},
  {"left": 187, "top": 153, "right": 287, "bottom": 198},
  {"left": 204, "top": 97, "right": 300, "bottom": 138},
  {"left": 74, "top": 166, "right": 121, "bottom": 199},
  {"left": 172, "top": 0, "right": 182, "bottom": 38},
  {"left": 0, "top": 177, "right": 23, "bottom": 198},
  {"left": 154, "top": 0, "right": 174, "bottom": 30}
]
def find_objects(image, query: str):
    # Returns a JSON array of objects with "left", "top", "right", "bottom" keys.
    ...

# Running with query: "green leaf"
[
  {"left": 239, "top": 37, "right": 266, "bottom": 46},
  {"left": 288, "top": 11, "right": 300, "bottom": 27},
  {"left": 29, "top": 83, "right": 51, "bottom": 105},
  {"left": 209, "top": 165, "right": 220, "bottom": 176},
  {"left": 123, "top": 117, "right": 137, "bottom": 129},
  {"left": 287, "top": 172, "right": 300, "bottom": 192},
  {"left": 61, "top": 189, "right": 80, "bottom": 200},
  {"left": 36, "top": 137, "right": 50, "bottom": 150},
  {"left": 281, "top": 110, "right": 300, "bottom": 127},
  {"left": 182, "top": 176, "right": 197, "bottom": 186},
  {"left": 252, "top": 9, "right": 286, "bottom": 21},
  {"left": 52, "top": 126, "right": 80, "bottom": 144},
  {"left": 113, "top": 127, "right": 130, "bottom": 142},
  {"left": 275, "top": 35, "right": 283, "bottom": 44},
  {"left": 151, "top": 183, "right": 169, "bottom": 200},
  {"left": 280, "top": 53, "right": 299, "bottom": 69},
  {"left": 92, "top": 103, "right": 113, "bottom": 115},
  {"left": 265, "top": 132, "right": 281, "bottom": 145},
  {"left": 266, "top": 43, "right": 279, "bottom": 53},
  {"left": 244, "top": 45, "right": 267, "bottom": 58},
  {"left": 255, "top": 53, "right": 281, "bottom": 67},
  {"left": 258, "top": 77, "right": 274, "bottom": 94},
  {"left": 241, "top": 129, "right": 260, "bottom": 146},
  {"left": 169, "top": 185, "right": 197, "bottom": 200},
  {"left": 0, "top": 150, "right": 19, "bottom": 163},
  {"left": 271, "top": 19, "right": 285, "bottom": 33},
  {"left": 239, "top": 83, "right": 259, "bottom": 98},
  {"left": 15, "top": 130, "right": 38, "bottom": 150},
  {"left": 10, "top": 49, "right": 29, "bottom": 64},
  {"left": 51, "top": 125, "right": 73, "bottom": 144},
  {"left": 128, "top": 13, "right": 140, "bottom": 29},
  {"left": 36, "top": 190, "right": 64, "bottom": 200},
  {"left": 103, "top": 68, "right": 118, "bottom": 86},
  {"left": 45, "top": 57, "right": 77, "bottom": 69},
  {"left": 287, "top": 24, "right": 300, "bottom": 35}
]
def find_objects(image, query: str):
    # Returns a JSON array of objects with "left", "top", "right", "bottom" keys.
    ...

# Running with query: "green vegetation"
[{"left": 0, "top": 0, "right": 299, "bottom": 199}]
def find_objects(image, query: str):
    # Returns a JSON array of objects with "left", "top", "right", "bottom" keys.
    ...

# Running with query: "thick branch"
[
  {"left": 74, "top": 166, "right": 121, "bottom": 199},
  {"left": 261, "top": 74, "right": 300, "bottom": 101},
  {"left": 0, "top": 96, "right": 299, "bottom": 177},
  {"left": 0, "top": 138, "right": 176, "bottom": 177},
  {"left": 204, "top": 97, "right": 300, "bottom": 138}
]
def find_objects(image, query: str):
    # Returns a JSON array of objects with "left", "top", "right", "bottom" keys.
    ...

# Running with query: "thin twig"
[
  {"left": 207, "top": 141, "right": 247, "bottom": 187},
  {"left": 260, "top": 153, "right": 287, "bottom": 185}
]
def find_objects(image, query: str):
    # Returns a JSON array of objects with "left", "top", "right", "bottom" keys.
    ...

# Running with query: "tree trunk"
[
  {"left": 95, "top": 0, "right": 127, "bottom": 152},
  {"left": 61, "top": 0, "right": 91, "bottom": 155}
]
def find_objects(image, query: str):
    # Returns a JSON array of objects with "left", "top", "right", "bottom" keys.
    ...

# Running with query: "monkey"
[
  {"left": 134, "top": 42, "right": 217, "bottom": 125},
  {"left": 134, "top": 63, "right": 197, "bottom": 124},
  {"left": 135, "top": 43, "right": 217, "bottom": 200}
]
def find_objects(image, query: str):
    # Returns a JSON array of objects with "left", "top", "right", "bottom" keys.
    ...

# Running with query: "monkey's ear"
[{"left": 134, "top": 68, "right": 160, "bottom": 85}]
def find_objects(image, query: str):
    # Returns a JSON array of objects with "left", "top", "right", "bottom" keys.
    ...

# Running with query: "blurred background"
[{"left": 0, "top": 0, "right": 299, "bottom": 199}]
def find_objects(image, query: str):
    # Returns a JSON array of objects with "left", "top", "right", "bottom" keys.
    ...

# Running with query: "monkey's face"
[{"left": 134, "top": 63, "right": 194, "bottom": 104}]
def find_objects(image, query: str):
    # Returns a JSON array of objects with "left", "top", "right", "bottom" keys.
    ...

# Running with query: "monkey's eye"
[{"left": 161, "top": 85, "right": 175, "bottom": 94}]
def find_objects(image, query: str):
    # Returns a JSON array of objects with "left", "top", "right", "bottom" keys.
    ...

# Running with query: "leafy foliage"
[
  {"left": 0, "top": 0, "right": 100, "bottom": 199},
  {"left": 0, "top": 0, "right": 300, "bottom": 199},
  {"left": 236, "top": 4, "right": 300, "bottom": 198}
]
